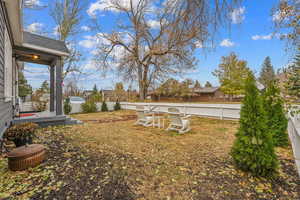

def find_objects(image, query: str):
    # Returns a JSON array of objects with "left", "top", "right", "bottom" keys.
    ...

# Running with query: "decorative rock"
[{"left": 7, "top": 144, "right": 46, "bottom": 171}]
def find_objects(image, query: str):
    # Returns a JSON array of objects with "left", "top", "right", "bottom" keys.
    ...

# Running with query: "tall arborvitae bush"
[
  {"left": 101, "top": 101, "right": 108, "bottom": 112},
  {"left": 231, "top": 74, "right": 278, "bottom": 177},
  {"left": 64, "top": 97, "right": 72, "bottom": 114},
  {"left": 262, "top": 81, "right": 288, "bottom": 147},
  {"left": 114, "top": 100, "right": 121, "bottom": 111},
  {"left": 81, "top": 101, "right": 97, "bottom": 113}
]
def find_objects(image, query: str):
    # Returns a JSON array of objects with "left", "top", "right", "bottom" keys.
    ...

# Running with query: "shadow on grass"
[{"left": 0, "top": 126, "right": 137, "bottom": 200}]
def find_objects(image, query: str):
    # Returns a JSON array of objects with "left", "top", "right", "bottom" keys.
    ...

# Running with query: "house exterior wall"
[
  {"left": 101, "top": 90, "right": 128, "bottom": 102},
  {"left": 0, "top": 3, "right": 13, "bottom": 138}
]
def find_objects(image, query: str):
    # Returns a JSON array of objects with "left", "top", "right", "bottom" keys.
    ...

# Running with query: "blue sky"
[{"left": 23, "top": 0, "right": 293, "bottom": 90}]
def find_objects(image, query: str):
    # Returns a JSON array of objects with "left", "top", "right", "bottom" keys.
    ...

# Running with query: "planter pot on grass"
[{"left": 7, "top": 144, "right": 46, "bottom": 171}]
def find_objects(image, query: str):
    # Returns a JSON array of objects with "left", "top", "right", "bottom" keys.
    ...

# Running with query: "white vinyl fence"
[
  {"left": 20, "top": 102, "right": 116, "bottom": 114},
  {"left": 288, "top": 111, "right": 300, "bottom": 177},
  {"left": 120, "top": 102, "right": 241, "bottom": 120},
  {"left": 70, "top": 102, "right": 115, "bottom": 114}
]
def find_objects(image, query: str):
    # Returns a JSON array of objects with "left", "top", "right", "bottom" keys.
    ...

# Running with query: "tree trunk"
[
  {"left": 139, "top": 86, "right": 145, "bottom": 100},
  {"left": 138, "top": 65, "right": 149, "bottom": 101},
  {"left": 138, "top": 81, "right": 147, "bottom": 101}
]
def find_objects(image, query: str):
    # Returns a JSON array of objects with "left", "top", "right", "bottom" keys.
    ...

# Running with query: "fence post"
[{"left": 220, "top": 106, "right": 224, "bottom": 120}]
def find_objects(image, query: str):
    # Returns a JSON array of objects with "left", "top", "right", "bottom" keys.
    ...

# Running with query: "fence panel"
[
  {"left": 288, "top": 113, "right": 300, "bottom": 177},
  {"left": 120, "top": 102, "right": 241, "bottom": 120},
  {"left": 70, "top": 102, "right": 115, "bottom": 114}
]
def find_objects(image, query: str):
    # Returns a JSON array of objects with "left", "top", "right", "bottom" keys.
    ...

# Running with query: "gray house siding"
[
  {"left": 0, "top": 3, "right": 13, "bottom": 138},
  {"left": 0, "top": 2, "right": 4, "bottom": 96}
]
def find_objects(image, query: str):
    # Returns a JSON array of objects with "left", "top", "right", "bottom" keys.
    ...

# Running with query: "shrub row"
[
  {"left": 81, "top": 101, "right": 121, "bottom": 113},
  {"left": 63, "top": 98, "right": 122, "bottom": 114}
]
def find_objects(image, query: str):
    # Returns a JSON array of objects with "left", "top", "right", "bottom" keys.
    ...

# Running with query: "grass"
[{"left": 0, "top": 110, "right": 299, "bottom": 199}]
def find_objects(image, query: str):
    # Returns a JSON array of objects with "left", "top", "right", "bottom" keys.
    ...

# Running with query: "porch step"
[
  {"left": 13, "top": 115, "right": 67, "bottom": 124},
  {"left": 65, "top": 116, "right": 83, "bottom": 125},
  {"left": 12, "top": 115, "right": 83, "bottom": 128}
]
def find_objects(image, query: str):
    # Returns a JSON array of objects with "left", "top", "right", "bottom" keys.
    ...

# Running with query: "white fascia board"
[{"left": 22, "top": 43, "right": 70, "bottom": 57}]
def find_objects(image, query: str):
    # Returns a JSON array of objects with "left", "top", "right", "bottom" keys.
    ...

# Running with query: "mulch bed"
[{"left": 81, "top": 115, "right": 137, "bottom": 123}]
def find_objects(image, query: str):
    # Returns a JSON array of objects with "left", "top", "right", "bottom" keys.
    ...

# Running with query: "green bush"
[
  {"left": 89, "top": 93, "right": 102, "bottom": 102},
  {"left": 64, "top": 97, "right": 72, "bottom": 114},
  {"left": 81, "top": 101, "right": 97, "bottom": 113},
  {"left": 101, "top": 101, "right": 108, "bottom": 112},
  {"left": 262, "top": 81, "right": 288, "bottom": 147},
  {"left": 231, "top": 74, "right": 278, "bottom": 178},
  {"left": 114, "top": 101, "right": 121, "bottom": 111}
]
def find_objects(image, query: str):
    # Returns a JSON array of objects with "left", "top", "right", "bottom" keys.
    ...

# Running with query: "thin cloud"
[
  {"left": 26, "top": 22, "right": 43, "bottom": 33},
  {"left": 251, "top": 34, "right": 273, "bottom": 40},
  {"left": 195, "top": 41, "right": 203, "bottom": 48},
  {"left": 81, "top": 26, "right": 91, "bottom": 31},
  {"left": 251, "top": 33, "right": 284, "bottom": 40},
  {"left": 53, "top": 25, "right": 59, "bottom": 36},
  {"left": 83, "top": 60, "right": 98, "bottom": 70},
  {"left": 230, "top": 7, "right": 245, "bottom": 24},
  {"left": 24, "top": 0, "right": 42, "bottom": 8},
  {"left": 220, "top": 39, "right": 235, "bottom": 47},
  {"left": 147, "top": 19, "right": 160, "bottom": 29},
  {"left": 87, "top": 0, "right": 150, "bottom": 17},
  {"left": 79, "top": 35, "right": 97, "bottom": 48}
]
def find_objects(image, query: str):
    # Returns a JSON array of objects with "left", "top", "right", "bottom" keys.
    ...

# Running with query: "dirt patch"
[{"left": 81, "top": 115, "right": 137, "bottom": 123}]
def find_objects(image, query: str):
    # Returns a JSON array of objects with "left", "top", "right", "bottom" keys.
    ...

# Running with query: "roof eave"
[{"left": 22, "top": 42, "right": 70, "bottom": 57}]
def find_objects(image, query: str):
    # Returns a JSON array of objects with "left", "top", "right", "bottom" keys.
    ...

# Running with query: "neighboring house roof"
[
  {"left": 101, "top": 89, "right": 114, "bottom": 93},
  {"left": 22, "top": 31, "right": 69, "bottom": 56},
  {"left": 194, "top": 87, "right": 219, "bottom": 93},
  {"left": 83, "top": 90, "right": 93, "bottom": 96}
]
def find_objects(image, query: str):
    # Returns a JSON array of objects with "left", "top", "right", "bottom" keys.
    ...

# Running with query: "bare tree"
[
  {"left": 93, "top": 0, "right": 240, "bottom": 100},
  {"left": 64, "top": 75, "right": 83, "bottom": 97},
  {"left": 50, "top": 0, "right": 85, "bottom": 79},
  {"left": 273, "top": 0, "right": 299, "bottom": 49}
]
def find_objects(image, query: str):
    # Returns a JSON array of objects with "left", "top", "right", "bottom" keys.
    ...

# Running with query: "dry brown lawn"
[
  {"left": 66, "top": 110, "right": 299, "bottom": 200},
  {"left": 1, "top": 110, "right": 298, "bottom": 200}
]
